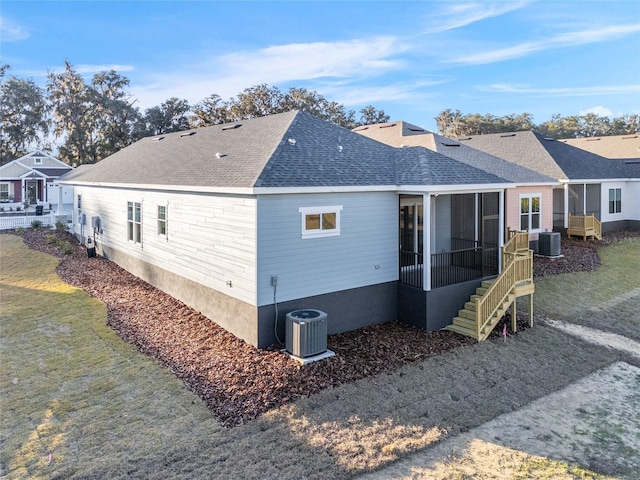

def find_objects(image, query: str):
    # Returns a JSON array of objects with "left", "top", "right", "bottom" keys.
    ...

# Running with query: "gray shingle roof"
[
  {"left": 428, "top": 133, "right": 556, "bottom": 184},
  {"left": 62, "top": 111, "right": 515, "bottom": 190},
  {"left": 457, "top": 131, "right": 632, "bottom": 180},
  {"left": 457, "top": 131, "right": 568, "bottom": 180},
  {"left": 394, "top": 146, "right": 505, "bottom": 186},
  {"left": 353, "top": 121, "right": 555, "bottom": 184}
]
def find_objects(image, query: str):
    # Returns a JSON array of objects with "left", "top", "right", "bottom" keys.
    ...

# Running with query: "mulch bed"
[{"left": 6, "top": 228, "right": 640, "bottom": 426}]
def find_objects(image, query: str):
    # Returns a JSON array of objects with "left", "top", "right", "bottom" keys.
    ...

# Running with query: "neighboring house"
[
  {"left": 453, "top": 131, "right": 640, "bottom": 233},
  {"left": 60, "top": 111, "right": 531, "bottom": 348},
  {"left": 0, "top": 151, "right": 74, "bottom": 213},
  {"left": 354, "top": 122, "right": 559, "bottom": 251}
]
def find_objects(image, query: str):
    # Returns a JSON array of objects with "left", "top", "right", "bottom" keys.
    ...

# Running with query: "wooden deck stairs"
[
  {"left": 567, "top": 213, "right": 602, "bottom": 240},
  {"left": 446, "top": 231, "right": 535, "bottom": 341}
]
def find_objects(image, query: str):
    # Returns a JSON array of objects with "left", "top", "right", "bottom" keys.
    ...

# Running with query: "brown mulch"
[
  {"left": 6, "top": 228, "right": 640, "bottom": 426},
  {"left": 533, "top": 229, "right": 640, "bottom": 278}
]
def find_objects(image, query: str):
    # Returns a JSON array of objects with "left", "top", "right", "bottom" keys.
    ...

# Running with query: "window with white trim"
[
  {"left": 299, "top": 206, "right": 342, "bottom": 239},
  {"left": 157, "top": 205, "right": 167, "bottom": 236},
  {"left": 34, "top": 157, "right": 43, "bottom": 164},
  {"left": 520, "top": 194, "right": 541, "bottom": 232},
  {"left": 608, "top": 188, "right": 621, "bottom": 214},
  {"left": 127, "top": 201, "right": 142, "bottom": 244},
  {"left": 0, "top": 183, "right": 9, "bottom": 201}
]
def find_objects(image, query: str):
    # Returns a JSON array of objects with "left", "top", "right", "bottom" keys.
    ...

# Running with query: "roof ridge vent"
[
  {"left": 379, "top": 123, "right": 397, "bottom": 129},
  {"left": 408, "top": 127, "right": 425, "bottom": 132},
  {"left": 622, "top": 135, "right": 638, "bottom": 139},
  {"left": 222, "top": 124, "right": 242, "bottom": 131},
  {"left": 586, "top": 138, "right": 600, "bottom": 141},
  {"left": 180, "top": 131, "right": 196, "bottom": 137},
  {"left": 353, "top": 126, "right": 368, "bottom": 131},
  {"left": 441, "top": 141, "right": 460, "bottom": 147},
  {"left": 151, "top": 136, "right": 165, "bottom": 142},
  {"left": 458, "top": 137, "right": 472, "bottom": 141},
  {"left": 500, "top": 133, "right": 516, "bottom": 138},
  {"left": 543, "top": 137, "right": 555, "bottom": 141}
]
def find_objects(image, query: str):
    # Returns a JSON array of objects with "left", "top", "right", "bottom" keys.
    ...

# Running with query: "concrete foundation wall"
[
  {"left": 258, "top": 281, "right": 397, "bottom": 348},
  {"left": 96, "top": 243, "right": 260, "bottom": 347}
]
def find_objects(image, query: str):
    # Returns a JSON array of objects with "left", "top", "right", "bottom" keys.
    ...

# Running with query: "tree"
[
  {"left": 191, "top": 94, "right": 232, "bottom": 127},
  {"left": 91, "top": 70, "right": 142, "bottom": 158},
  {"left": 434, "top": 109, "right": 464, "bottom": 137},
  {"left": 47, "top": 61, "right": 99, "bottom": 164},
  {"left": 228, "top": 84, "right": 284, "bottom": 120},
  {"left": 358, "top": 105, "right": 390, "bottom": 126},
  {"left": 143, "top": 97, "right": 191, "bottom": 136},
  {"left": 0, "top": 66, "right": 51, "bottom": 164}
]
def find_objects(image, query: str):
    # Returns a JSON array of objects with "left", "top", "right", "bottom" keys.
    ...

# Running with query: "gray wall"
[{"left": 258, "top": 281, "right": 397, "bottom": 348}]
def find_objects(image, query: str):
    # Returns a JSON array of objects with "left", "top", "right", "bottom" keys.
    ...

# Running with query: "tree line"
[
  {"left": 1, "top": 61, "right": 638, "bottom": 166},
  {"left": 434, "top": 109, "right": 639, "bottom": 139},
  {"left": 0, "top": 61, "right": 390, "bottom": 165}
]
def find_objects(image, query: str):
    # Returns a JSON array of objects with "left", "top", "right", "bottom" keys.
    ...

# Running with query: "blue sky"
[{"left": 2, "top": 0, "right": 639, "bottom": 131}]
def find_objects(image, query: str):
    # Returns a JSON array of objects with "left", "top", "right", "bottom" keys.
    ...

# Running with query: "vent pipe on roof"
[{"left": 288, "top": 138, "right": 296, "bottom": 145}]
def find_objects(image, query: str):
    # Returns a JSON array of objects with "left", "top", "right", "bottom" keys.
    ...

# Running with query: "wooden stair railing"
[
  {"left": 568, "top": 213, "right": 602, "bottom": 240},
  {"left": 447, "top": 231, "right": 534, "bottom": 341}
]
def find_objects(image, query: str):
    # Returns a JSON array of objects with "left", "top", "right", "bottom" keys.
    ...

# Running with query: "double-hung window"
[
  {"left": 298, "top": 206, "right": 342, "bottom": 239},
  {"left": 127, "top": 201, "right": 142, "bottom": 244},
  {"left": 608, "top": 188, "right": 621, "bottom": 214},
  {"left": 0, "top": 183, "right": 9, "bottom": 201},
  {"left": 157, "top": 205, "right": 167, "bottom": 236},
  {"left": 520, "top": 194, "right": 541, "bottom": 232}
]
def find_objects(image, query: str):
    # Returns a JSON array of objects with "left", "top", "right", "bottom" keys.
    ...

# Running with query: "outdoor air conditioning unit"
[
  {"left": 538, "top": 231, "right": 561, "bottom": 257},
  {"left": 286, "top": 309, "right": 328, "bottom": 358}
]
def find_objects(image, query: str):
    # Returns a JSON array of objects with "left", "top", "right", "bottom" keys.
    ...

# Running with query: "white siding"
[
  {"left": 256, "top": 192, "right": 398, "bottom": 306},
  {"left": 74, "top": 186, "right": 257, "bottom": 304},
  {"left": 628, "top": 181, "right": 640, "bottom": 221},
  {"left": 600, "top": 180, "right": 639, "bottom": 223}
]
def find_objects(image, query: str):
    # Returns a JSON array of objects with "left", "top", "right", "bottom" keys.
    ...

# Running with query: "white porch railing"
[{"left": 0, "top": 213, "right": 58, "bottom": 230}]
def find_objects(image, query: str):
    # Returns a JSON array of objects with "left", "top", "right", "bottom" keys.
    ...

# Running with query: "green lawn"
[
  {"left": 0, "top": 234, "right": 216, "bottom": 479},
  {"left": 534, "top": 237, "right": 640, "bottom": 341}
]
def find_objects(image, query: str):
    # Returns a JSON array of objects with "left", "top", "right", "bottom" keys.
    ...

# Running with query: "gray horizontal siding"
[{"left": 256, "top": 192, "right": 399, "bottom": 306}]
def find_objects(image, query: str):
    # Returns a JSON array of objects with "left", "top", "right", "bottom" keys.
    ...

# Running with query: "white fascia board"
[
  {"left": 19, "top": 169, "right": 47, "bottom": 179},
  {"left": 58, "top": 180, "right": 256, "bottom": 196},
  {"left": 252, "top": 185, "right": 397, "bottom": 195},
  {"left": 565, "top": 178, "right": 631, "bottom": 183},
  {"left": 515, "top": 181, "right": 561, "bottom": 187},
  {"left": 398, "top": 183, "right": 514, "bottom": 194}
]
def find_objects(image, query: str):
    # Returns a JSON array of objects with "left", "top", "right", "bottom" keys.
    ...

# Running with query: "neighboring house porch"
[{"left": 0, "top": 151, "right": 74, "bottom": 215}]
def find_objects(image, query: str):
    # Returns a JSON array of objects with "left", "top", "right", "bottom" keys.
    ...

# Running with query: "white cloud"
[
  {"left": 75, "top": 64, "right": 136, "bottom": 75},
  {"left": 450, "top": 23, "right": 640, "bottom": 64},
  {"left": 0, "top": 17, "right": 30, "bottom": 42},
  {"left": 481, "top": 83, "right": 640, "bottom": 97},
  {"left": 420, "top": 1, "right": 530, "bottom": 34},
  {"left": 131, "top": 37, "right": 408, "bottom": 110},
  {"left": 217, "top": 37, "right": 405, "bottom": 82},
  {"left": 579, "top": 106, "right": 613, "bottom": 117}
]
